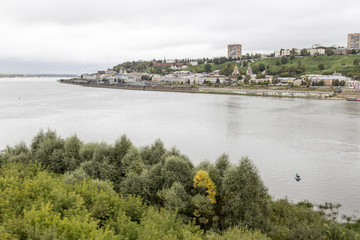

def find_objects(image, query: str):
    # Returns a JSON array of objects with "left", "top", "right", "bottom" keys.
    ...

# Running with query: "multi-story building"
[
  {"left": 228, "top": 44, "right": 242, "bottom": 59},
  {"left": 347, "top": 33, "right": 360, "bottom": 50}
]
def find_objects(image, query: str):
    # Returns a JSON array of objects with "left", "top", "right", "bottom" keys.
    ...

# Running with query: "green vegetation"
[
  {"left": 185, "top": 55, "right": 360, "bottom": 78},
  {"left": 1, "top": 130, "right": 360, "bottom": 239},
  {"left": 112, "top": 55, "right": 360, "bottom": 78}
]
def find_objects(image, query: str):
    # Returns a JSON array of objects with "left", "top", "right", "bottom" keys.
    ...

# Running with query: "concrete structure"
[
  {"left": 105, "top": 70, "right": 117, "bottom": 76},
  {"left": 309, "top": 48, "right": 325, "bottom": 56},
  {"left": 275, "top": 48, "right": 325, "bottom": 57},
  {"left": 232, "top": 65, "right": 240, "bottom": 75},
  {"left": 228, "top": 44, "right": 242, "bottom": 59},
  {"left": 303, "top": 74, "right": 349, "bottom": 86},
  {"left": 118, "top": 67, "right": 127, "bottom": 74},
  {"left": 346, "top": 80, "right": 360, "bottom": 88},
  {"left": 246, "top": 64, "right": 253, "bottom": 75},
  {"left": 274, "top": 50, "right": 281, "bottom": 57},
  {"left": 348, "top": 33, "right": 360, "bottom": 50},
  {"left": 334, "top": 48, "right": 349, "bottom": 55},
  {"left": 282, "top": 49, "right": 291, "bottom": 56}
]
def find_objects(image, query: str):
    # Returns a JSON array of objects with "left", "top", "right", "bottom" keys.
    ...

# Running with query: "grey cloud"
[{"left": 0, "top": 0, "right": 359, "bottom": 73}]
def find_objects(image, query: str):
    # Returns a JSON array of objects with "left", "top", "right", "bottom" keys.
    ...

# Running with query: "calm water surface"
[{"left": 1, "top": 78, "right": 360, "bottom": 216}]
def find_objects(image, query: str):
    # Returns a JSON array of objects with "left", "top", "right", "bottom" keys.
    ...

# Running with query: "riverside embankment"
[{"left": 59, "top": 79, "right": 343, "bottom": 100}]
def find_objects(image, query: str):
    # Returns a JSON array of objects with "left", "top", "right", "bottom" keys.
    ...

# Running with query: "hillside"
[
  {"left": 112, "top": 55, "right": 360, "bottom": 78},
  {"left": 185, "top": 55, "right": 360, "bottom": 77}
]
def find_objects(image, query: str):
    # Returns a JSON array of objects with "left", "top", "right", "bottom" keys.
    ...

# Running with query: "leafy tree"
[
  {"left": 194, "top": 170, "right": 216, "bottom": 204},
  {"left": 79, "top": 142, "right": 96, "bottom": 162},
  {"left": 80, "top": 142, "right": 112, "bottom": 180},
  {"left": 215, "top": 154, "right": 230, "bottom": 178},
  {"left": 252, "top": 65, "right": 260, "bottom": 74},
  {"left": 0, "top": 141, "right": 31, "bottom": 164},
  {"left": 32, "top": 129, "right": 66, "bottom": 174},
  {"left": 63, "top": 167, "right": 90, "bottom": 184},
  {"left": 204, "top": 63, "right": 212, "bottom": 72},
  {"left": 300, "top": 49, "right": 308, "bottom": 56},
  {"left": 213, "top": 57, "right": 228, "bottom": 65},
  {"left": 112, "top": 135, "right": 132, "bottom": 167},
  {"left": 162, "top": 155, "right": 192, "bottom": 189},
  {"left": 259, "top": 64, "right": 266, "bottom": 72},
  {"left": 281, "top": 56, "right": 288, "bottom": 64},
  {"left": 325, "top": 48, "right": 334, "bottom": 56},
  {"left": 63, "top": 135, "right": 83, "bottom": 171},
  {"left": 297, "top": 61, "right": 306, "bottom": 73},
  {"left": 141, "top": 139, "right": 166, "bottom": 166},
  {"left": 222, "top": 157, "right": 270, "bottom": 231},
  {"left": 121, "top": 146, "right": 144, "bottom": 176},
  {"left": 141, "top": 163, "right": 164, "bottom": 205},
  {"left": 318, "top": 63, "right": 325, "bottom": 70},
  {"left": 332, "top": 79, "right": 340, "bottom": 86},
  {"left": 157, "top": 182, "right": 190, "bottom": 214},
  {"left": 219, "top": 64, "right": 233, "bottom": 76},
  {"left": 192, "top": 194, "right": 214, "bottom": 229},
  {"left": 120, "top": 172, "right": 146, "bottom": 198},
  {"left": 31, "top": 129, "right": 46, "bottom": 153},
  {"left": 303, "top": 76, "right": 312, "bottom": 88}
]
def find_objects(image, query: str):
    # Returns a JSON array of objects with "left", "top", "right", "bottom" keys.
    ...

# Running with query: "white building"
[
  {"left": 309, "top": 48, "right": 325, "bottom": 56},
  {"left": 303, "top": 74, "right": 350, "bottom": 86},
  {"left": 275, "top": 47, "right": 325, "bottom": 57},
  {"left": 346, "top": 80, "right": 360, "bottom": 88}
]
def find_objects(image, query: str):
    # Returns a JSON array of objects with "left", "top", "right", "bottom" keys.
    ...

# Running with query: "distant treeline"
[{"left": 1, "top": 130, "right": 360, "bottom": 239}]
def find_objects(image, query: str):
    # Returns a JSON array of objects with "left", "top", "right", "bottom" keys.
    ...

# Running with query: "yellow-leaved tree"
[{"left": 193, "top": 170, "right": 216, "bottom": 204}]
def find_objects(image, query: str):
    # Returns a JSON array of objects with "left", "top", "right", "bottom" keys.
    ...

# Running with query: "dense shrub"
[{"left": 1, "top": 130, "right": 360, "bottom": 239}]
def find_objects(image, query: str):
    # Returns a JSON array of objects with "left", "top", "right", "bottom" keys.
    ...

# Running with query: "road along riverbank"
[{"left": 59, "top": 79, "right": 346, "bottom": 100}]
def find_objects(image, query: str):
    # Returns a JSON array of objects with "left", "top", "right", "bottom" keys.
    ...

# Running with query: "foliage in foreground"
[
  {"left": 0, "top": 162, "right": 203, "bottom": 239},
  {"left": 1, "top": 129, "right": 360, "bottom": 239}
]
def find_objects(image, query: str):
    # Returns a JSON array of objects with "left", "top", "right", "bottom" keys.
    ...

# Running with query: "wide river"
[{"left": 1, "top": 78, "right": 360, "bottom": 217}]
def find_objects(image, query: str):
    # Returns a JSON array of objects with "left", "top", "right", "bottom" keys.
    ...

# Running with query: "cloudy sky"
[{"left": 0, "top": 0, "right": 359, "bottom": 74}]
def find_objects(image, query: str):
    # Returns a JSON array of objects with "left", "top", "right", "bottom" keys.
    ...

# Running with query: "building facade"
[
  {"left": 348, "top": 33, "right": 360, "bottom": 50},
  {"left": 228, "top": 44, "right": 242, "bottom": 59}
]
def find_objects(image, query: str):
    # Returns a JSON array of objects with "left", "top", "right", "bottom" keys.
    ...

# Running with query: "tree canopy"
[{"left": 1, "top": 130, "right": 359, "bottom": 239}]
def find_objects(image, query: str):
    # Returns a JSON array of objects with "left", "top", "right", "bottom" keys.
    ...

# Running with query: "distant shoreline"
[
  {"left": 59, "top": 79, "right": 359, "bottom": 100},
  {"left": 0, "top": 74, "right": 76, "bottom": 78}
]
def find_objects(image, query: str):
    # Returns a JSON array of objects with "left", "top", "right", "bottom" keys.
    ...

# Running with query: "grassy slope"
[{"left": 184, "top": 55, "right": 360, "bottom": 76}]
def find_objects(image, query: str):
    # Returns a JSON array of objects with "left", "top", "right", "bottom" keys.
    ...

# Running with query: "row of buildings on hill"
[
  {"left": 228, "top": 33, "right": 360, "bottom": 59},
  {"left": 79, "top": 65, "right": 358, "bottom": 88}
]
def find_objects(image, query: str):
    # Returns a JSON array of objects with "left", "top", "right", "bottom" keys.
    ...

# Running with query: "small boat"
[{"left": 295, "top": 173, "right": 301, "bottom": 182}]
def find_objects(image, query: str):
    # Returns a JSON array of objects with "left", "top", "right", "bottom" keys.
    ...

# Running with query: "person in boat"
[{"left": 295, "top": 173, "right": 301, "bottom": 181}]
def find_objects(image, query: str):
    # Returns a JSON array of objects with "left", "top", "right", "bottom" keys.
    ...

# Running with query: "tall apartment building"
[
  {"left": 228, "top": 44, "right": 242, "bottom": 59},
  {"left": 347, "top": 33, "right": 360, "bottom": 50}
]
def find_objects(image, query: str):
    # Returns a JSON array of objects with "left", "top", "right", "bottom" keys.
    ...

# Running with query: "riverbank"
[{"left": 59, "top": 79, "right": 360, "bottom": 100}]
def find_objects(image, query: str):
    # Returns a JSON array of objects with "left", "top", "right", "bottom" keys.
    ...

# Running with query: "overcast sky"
[{"left": 0, "top": 0, "right": 359, "bottom": 74}]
